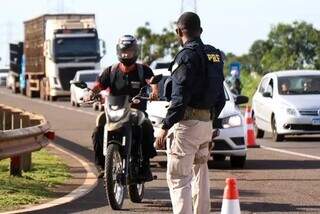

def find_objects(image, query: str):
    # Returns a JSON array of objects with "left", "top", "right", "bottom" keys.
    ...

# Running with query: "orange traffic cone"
[
  {"left": 245, "top": 105, "right": 260, "bottom": 148},
  {"left": 221, "top": 178, "right": 241, "bottom": 214}
]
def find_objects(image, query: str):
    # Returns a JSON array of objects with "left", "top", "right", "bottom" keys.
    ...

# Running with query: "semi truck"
[{"left": 22, "top": 14, "right": 105, "bottom": 101}]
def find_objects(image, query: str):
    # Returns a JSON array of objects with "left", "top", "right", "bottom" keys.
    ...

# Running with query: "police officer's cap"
[{"left": 177, "top": 12, "right": 201, "bottom": 33}]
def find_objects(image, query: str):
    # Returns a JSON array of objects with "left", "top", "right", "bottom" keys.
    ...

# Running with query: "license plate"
[{"left": 312, "top": 118, "right": 320, "bottom": 125}]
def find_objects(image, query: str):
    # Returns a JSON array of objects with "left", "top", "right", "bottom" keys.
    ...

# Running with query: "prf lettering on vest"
[{"left": 207, "top": 54, "right": 220, "bottom": 63}]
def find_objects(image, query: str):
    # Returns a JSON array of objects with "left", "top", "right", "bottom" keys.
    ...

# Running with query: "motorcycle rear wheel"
[{"left": 128, "top": 183, "right": 144, "bottom": 203}]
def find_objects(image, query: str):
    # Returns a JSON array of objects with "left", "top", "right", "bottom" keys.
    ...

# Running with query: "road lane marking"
[
  {"left": 261, "top": 146, "right": 320, "bottom": 160},
  {"left": 2, "top": 143, "right": 98, "bottom": 214},
  {"left": 0, "top": 90, "right": 97, "bottom": 116}
]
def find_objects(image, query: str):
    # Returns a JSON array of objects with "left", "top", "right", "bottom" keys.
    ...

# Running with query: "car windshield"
[
  {"left": 278, "top": 75, "right": 320, "bottom": 95},
  {"left": 79, "top": 73, "right": 98, "bottom": 82}
]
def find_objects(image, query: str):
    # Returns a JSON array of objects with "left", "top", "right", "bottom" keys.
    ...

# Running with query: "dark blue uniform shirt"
[{"left": 162, "top": 38, "right": 205, "bottom": 130}]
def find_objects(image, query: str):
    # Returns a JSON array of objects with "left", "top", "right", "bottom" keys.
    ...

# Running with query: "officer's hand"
[
  {"left": 154, "top": 129, "right": 168, "bottom": 149},
  {"left": 149, "top": 91, "right": 158, "bottom": 101}
]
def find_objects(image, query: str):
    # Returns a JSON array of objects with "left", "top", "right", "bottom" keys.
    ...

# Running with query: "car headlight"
[
  {"left": 108, "top": 108, "right": 126, "bottom": 121},
  {"left": 286, "top": 108, "right": 297, "bottom": 116},
  {"left": 222, "top": 115, "right": 242, "bottom": 128}
]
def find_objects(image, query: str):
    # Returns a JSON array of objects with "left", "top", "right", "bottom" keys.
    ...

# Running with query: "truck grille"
[{"left": 58, "top": 67, "right": 93, "bottom": 90}]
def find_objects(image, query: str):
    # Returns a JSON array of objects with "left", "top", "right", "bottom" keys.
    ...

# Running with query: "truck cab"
[{"left": 24, "top": 14, "right": 105, "bottom": 101}]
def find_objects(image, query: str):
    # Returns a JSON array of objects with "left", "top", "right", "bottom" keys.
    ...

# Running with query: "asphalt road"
[{"left": 1, "top": 87, "right": 320, "bottom": 214}]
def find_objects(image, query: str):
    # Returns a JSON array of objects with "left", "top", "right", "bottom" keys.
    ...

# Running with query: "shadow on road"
[
  {"left": 207, "top": 158, "right": 320, "bottom": 170},
  {"left": 285, "top": 136, "right": 320, "bottom": 142},
  {"left": 245, "top": 159, "right": 320, "bottom": 170}
]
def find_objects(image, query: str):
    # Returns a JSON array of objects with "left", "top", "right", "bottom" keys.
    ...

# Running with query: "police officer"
[
  {"left": 88, "top": 35, "right": 158, "bottom": 181},
  {"left": 155, "top": 12, "right": 225, "bottom": 214}
]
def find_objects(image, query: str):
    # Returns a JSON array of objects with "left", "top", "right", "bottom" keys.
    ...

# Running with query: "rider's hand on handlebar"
[{"left": 83, "top": 91, "right": 94, "bottom": 102}]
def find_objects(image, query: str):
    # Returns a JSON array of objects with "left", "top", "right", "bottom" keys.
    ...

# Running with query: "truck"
[
  {"left": 7, "top": 42, "right": 24, "bottom": 93},
  {"left": 23, "top": 14, "right": 105, "bottom": 101}
]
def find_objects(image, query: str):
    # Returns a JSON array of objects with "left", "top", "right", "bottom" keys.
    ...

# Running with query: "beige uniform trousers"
[{"left": 167, "top": 120, "right": 212, "bottom": 214}]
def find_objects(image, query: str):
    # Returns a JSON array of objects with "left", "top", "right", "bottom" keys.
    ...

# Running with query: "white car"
[
  {"left": 70, "top": 69, "right": 101, "bottom": 107},
  {"left": 252, "top": 70, "right": 320, "bottom": 142},
  {"left": 147, "top": 68, "right": 249, "bottom": 168}
]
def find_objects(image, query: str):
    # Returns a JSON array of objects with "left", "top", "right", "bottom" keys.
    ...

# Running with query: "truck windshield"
[{"left": 54, "top": 37, "right": 99, "bottom": 58}]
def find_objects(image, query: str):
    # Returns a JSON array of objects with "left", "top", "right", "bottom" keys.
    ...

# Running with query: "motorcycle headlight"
[
  {"left": 222, "top": 114, "right": 242, "bottom": 128},
  {"left": 286, "top": 108, "right": 297, "bottom": 116},
  {"left": 108, "top": 108, "right": 126, "bottom": 121}
]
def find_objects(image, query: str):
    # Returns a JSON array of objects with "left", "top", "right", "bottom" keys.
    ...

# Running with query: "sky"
[{"left": 0, "top": 0, "right": 319, "bottom": 68}]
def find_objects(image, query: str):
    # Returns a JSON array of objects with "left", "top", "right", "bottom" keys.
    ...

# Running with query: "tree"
[
  {"left": 135, "top": 23, "right": 180, "bottom": 64},
  {"left": 261, "top": 21, "right": 320, "bottom": 72}
]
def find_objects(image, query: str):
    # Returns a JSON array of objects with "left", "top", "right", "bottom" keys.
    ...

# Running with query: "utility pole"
[
  {"left": 180, "top": 0, "right": 197, "bottom": 13},
  {"left": 5, "top": 21, "right": 13, "bottom": 67}
]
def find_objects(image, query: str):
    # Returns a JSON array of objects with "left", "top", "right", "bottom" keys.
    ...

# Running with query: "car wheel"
[
  {"left": 76, "top": 102, "right": 80, "bottom": 107},
  {"left": 71, "top": 101, "right": 75, "bottom": 106},
  {"left": 230, "top": 155, "right": 246, "bottom": 168},
  {"left": 253, "top": 114, "right": 264, "bottom": 139},
  {"left": 271, "top": 116, "right": 284, "bottom": 142},
  {"left": 212, "top": 154, "right": 226, "bottom": 162}
]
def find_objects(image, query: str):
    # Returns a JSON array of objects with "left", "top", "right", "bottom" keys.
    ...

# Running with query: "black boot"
[{"left": 140, "top": 159, "right": 153, "bottom": 182}]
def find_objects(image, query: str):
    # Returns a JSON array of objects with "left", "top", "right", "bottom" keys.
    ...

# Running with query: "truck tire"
[
  {"left": 12, "top": 80, "right": 19, "bottom": 94},
  {"left": 26, "top": 81, "right": 38, "bottom": 98},
  {"left": 49, "top": 96, "right": 57, "bottom": 102}
]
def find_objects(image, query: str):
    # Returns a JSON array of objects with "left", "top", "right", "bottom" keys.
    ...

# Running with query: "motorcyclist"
[{"left": 87, "top": 35, "right": 158, "bottom": 181}]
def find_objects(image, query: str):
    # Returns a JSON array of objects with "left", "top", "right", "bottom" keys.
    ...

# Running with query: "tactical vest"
[{"left": 165, "top": 43, "right": 225, "bottom": 110}]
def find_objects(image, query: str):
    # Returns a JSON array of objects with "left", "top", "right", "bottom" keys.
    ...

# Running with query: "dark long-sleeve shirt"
[{"left": 162, "top": 38, "right": 204, "bottom": 130}]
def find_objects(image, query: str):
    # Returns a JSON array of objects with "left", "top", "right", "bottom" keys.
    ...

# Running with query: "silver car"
[{"left": 252, "top": 70, "right": 320, "bottom": 142}]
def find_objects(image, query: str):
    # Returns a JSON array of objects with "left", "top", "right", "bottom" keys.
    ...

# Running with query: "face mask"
[{"left": 120, "top": 58, "right": 136, "bottom": 66}]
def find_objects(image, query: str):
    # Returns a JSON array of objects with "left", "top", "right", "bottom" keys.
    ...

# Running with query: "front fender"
[{"left": 96, "top": 112, "right": 106, "bottom": 127}]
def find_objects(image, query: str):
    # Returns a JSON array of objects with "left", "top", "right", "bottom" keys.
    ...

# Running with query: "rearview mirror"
[
  {"left": 70, "top": 80, "right": 87, "bottom": 89},
  {"left": 150, "top": 74, "right": 163, "bottom": 84},
  {"left": 235, "top": 95, "right": 249, "bottom": 105}
]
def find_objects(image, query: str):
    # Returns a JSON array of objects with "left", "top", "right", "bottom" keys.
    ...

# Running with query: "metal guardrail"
[{"left": 0, "top": 104, "right": 54, "bottom": 176}]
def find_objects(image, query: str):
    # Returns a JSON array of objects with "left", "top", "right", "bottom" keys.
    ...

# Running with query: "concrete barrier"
[{"left": 0, "top": 104, "right": 54, "bottom": 176}]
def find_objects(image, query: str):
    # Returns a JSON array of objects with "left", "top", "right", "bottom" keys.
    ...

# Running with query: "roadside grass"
[{"left": 0, "top": 149, "right": 71, "bottom": 211}]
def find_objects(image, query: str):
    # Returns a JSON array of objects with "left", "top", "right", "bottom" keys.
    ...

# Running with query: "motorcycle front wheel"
[{"left": 104, "top": 144, "right": 125, "bottom": 210}]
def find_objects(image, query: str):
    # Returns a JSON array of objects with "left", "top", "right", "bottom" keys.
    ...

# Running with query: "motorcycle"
[{"left": 71, "top": 74, "right": 162, "bottom": 210}]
